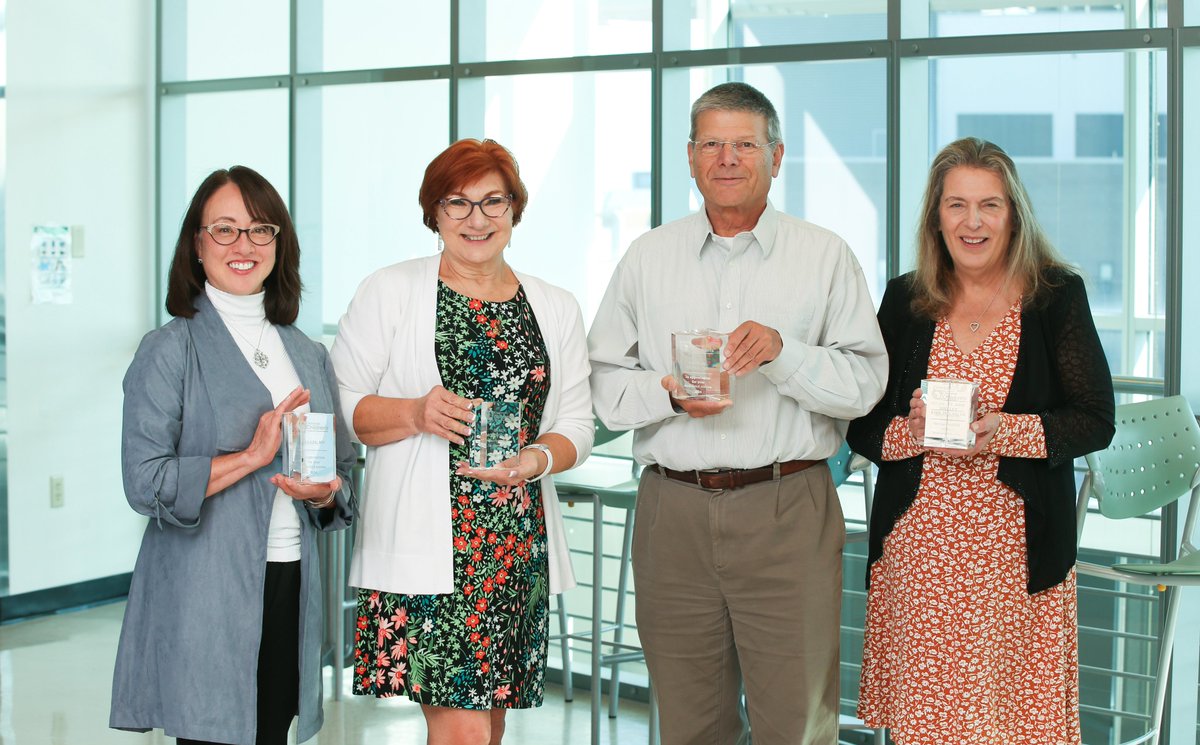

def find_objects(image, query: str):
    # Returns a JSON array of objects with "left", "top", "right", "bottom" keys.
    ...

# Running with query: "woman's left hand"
[
  {"left": 455, "top": 447, "right": 546, "bottom": 486},
  {"left": 929, "top": 412, "right": 1002, "bottom": 458},
  {"left": 271, "top": 473, "right": 342, "bottom": 506}
]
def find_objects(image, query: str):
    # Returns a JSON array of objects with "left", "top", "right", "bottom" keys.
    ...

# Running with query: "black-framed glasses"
[
  {"left": 689, "top": 139, "right": 777, "bottom": 157},
  {"left": 438, "top": 195, "right": 513, "bottom": 220},
  {"left": 201, "top": 223, "right": 281, "bottom": 246}
]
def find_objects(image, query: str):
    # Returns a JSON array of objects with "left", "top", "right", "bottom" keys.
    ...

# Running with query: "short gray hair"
[{"left": 689, "top": 82, "right": 782, "bottom": 145}]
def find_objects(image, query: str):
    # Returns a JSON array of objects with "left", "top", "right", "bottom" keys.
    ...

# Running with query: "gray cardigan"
[{"left": 109, "top": 294, "right": 356, "bottom": 744}]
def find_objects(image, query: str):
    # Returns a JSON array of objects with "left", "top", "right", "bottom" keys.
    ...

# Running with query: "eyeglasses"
[
  {"left": 438, "top": 195, "right": 513, "bottom": 220},
  {"left": 690, "top": 139, "right": 777, "bottom": 158},
  {"left": 201, "top": 223, "right": 281, "bottom": 246}
]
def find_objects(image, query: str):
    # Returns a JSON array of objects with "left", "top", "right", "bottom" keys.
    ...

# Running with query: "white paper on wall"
[{"left": 31, "top": 225, "right": 73, "bottom": 305}]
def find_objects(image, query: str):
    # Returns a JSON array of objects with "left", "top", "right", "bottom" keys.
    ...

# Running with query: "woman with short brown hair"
[{"left": 331, "top": 139, "right": 593, "bottom": 745}]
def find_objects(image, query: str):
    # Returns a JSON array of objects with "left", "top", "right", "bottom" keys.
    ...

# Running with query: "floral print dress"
[
  {"left": 857, "top": 303, "right": 1080, "bottom": 745},
  {"left": 353, "top": 281, "right": 552, "bottom": 710}
]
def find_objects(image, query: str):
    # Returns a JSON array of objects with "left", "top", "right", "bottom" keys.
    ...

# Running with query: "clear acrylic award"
[
  {"left": 671, "top": 330, "right": 733, "bottom": 402},
  {"left": 468, "top": 401, "right": 523, "bottom": 468},
  {"left": 281, "top": 412, "right": 337, "bottom": 483},
  {"left": 920, "top": 378, "right": 980, "bottom": 449}
]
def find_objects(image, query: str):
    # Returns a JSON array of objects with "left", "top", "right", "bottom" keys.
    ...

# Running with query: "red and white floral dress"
[{"left": 857, "top": 303, "right": 1080, "bottom": 745}]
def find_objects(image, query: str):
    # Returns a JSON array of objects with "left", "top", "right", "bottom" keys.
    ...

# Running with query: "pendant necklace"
[
  {"left": 229, "top": 320, "right": 271, "bottom": 368},
  {"left": 968, "top": 277, "right": 1007, "bottom": 334}
]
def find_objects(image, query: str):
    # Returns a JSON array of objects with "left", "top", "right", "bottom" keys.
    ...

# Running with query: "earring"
[
  {"left": 197, "top": 256, "right": 203, "bottom": 264},
  {"left": 437, "top": 233, "right": 444, "bottom": 252}
]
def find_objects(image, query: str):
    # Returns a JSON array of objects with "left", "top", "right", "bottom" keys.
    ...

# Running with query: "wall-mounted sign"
[{"left": 32, "top": 224, "right": 72, "bottom": 305}]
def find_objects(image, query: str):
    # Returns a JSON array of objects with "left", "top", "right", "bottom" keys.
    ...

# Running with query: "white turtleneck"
[{"left": 205, "top": 282, "right": 304, "bottom": 563}]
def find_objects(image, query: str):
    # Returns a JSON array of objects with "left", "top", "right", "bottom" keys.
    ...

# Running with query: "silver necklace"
[
  {"left": 967, "top": 278, "right": 1007, "bottom": 333},
  {"left": 229, "top": 320, "right": 270, "bottom": 368}
]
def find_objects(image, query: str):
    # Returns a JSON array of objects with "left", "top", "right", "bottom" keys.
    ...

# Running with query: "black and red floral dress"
[{"left": 353, "top": 281, "right": 552, "bottom": 709}]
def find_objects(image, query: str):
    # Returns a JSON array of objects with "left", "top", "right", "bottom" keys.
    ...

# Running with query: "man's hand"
[
  {"left": 723, "top": 321, "right": 783, "bottom": 376},
  {"left": 661, "top": 376, "right": 732, "bottom": 418}
]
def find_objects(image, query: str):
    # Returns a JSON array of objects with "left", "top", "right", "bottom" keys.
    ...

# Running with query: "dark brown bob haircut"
[
  {"left": 418, "top": 139, "right": 529, "bottom": 233},
  {"left": 165, "top": 165, "right": 303, "bottom": 325}
]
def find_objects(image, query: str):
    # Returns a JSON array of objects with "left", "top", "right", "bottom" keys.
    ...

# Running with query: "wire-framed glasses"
[
  {"left": 201, "top": 223, "right": 281, "bottom": 246},
  {"left": 438, "top": 195, "right": 513, "bottom": 220},
  {"left": 689, "top": 139, "right": 777, "bottom": 157}
]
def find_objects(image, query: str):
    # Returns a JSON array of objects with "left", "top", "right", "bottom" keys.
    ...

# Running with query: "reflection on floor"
[{"left": 0, "top": 601, "right": 653, "bottom": 745}]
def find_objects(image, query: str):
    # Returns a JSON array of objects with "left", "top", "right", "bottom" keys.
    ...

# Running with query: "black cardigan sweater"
[{"left": 846, "top": 269, "right": 1115, "bottom": 594}]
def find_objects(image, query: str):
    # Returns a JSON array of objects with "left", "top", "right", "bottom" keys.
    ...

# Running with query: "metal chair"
[
  {"left": 553, "top": 419, "right": 658, "bottom": 745},
  {"left": 1076, "top": 395, "right": 1200, "bottom": 745}
]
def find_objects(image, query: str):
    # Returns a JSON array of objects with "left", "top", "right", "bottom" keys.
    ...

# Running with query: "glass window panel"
[
  {"left": 930, "top": 1, "right": 1165, "bottom": 36},
  {"left": 296, "top": 0, "right": 448, "bottom": 72},
  {"left": 1075, "top": 113, "right": 1124, "bottom": 157},
  {"left": 0, "top": 1, "right": 7, "bottom": 87},
  {"left": 293, "top": 80, "right": 450, "bottom": 328},
  {"left": 458, "top": 0, "right": 651, "bottom": 62},
  {"left": 161, "top": 0, "right": 289, "bottom": 81},
  {"left": 1184, "top": 47, "right": 1200, "bottom": 412},
  {"left": 663, "top": 0, "right": 887, "bottom": 51},
  {"left": 457, "top": 70, "right": 651, "bottom": 322},
  {"left": 929, "top": 50, "right": 1165, "bottom": 378},
  {"left": 958, "top": 113, "right": 1053, "bottom": 156},
  {"left": 662, "top": 62, "right": 888, "bottom": 302},
  {"left": 159, "top": 89, "right": 290, "bottom": 321},
  {"left": 0, "top": 95, "right": 6, "bottom": 596},
  {"left": 1078, "top": 567, "right": 1161, "bottom": 744}
]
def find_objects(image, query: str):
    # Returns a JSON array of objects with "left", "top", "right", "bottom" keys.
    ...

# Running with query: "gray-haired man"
[{"left": 588, "top": 82, "right": 886, "bottom": 744}]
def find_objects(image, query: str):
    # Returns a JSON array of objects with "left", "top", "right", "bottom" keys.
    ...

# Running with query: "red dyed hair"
[{"left": 419, "top": 139, "right": 529, "bottom": 233}]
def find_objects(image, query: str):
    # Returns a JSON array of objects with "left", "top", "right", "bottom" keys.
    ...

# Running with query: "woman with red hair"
[{"left": 331, "top": 139, "right": 593, "bottom": 744}]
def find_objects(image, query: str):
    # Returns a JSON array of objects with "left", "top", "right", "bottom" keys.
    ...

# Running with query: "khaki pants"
[{"left": 633, "top": 465, "right": 845, "bottom": 745}]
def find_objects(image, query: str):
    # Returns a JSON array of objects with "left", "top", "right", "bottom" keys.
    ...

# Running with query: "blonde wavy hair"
[{"left": 910, "top": 137, "right": 1070, "bottom": 319}]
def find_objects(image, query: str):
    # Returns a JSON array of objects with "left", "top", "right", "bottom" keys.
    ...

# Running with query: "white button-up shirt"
[{"left": 588, "top": 202, "right": 887, "bottom": 471}]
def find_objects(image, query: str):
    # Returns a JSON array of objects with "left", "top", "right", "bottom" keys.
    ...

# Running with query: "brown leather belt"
[{"left": 649, "top": 459, "right": 820, "bottom": 490}]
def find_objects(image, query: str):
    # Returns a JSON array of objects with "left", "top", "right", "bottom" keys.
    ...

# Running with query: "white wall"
[{"left": 5, "top": 0, "right": 154, "bottom": 595}]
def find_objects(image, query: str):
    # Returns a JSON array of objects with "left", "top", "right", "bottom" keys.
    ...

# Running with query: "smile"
[
  {"left": 961, "top": 237, "right": 986, "bottom": 245},
  {"left": 228, "top": 261, "right": 257, "bottom": 271},
  {"left": 462, "top": 233, "right": 493, "bottom": 242}
]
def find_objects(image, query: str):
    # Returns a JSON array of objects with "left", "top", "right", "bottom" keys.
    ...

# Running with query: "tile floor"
[{"left": 0, "top": 601, "right": 654, "bottom": 745}]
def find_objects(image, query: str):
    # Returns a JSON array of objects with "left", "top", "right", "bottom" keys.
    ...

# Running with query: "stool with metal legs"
[
  {"left": 553, "top": 420, "right": 659, "bottom": 745},
  {"left": 552, "top": 586, "right": 578, "bottom": 701}
]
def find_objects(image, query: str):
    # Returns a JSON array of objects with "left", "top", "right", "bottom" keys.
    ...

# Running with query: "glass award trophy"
[
  {"left": 671, "top": 329, "right": 732, "bottom": 401},
  {"left": 920, "top": 378, "right": 980, "bottom": 449},
  {"left": 281, "top": 412, "right": 337, "bottom": 483},
  {"left": 467, "top": 401, "right": 523, "bottom": 468}
]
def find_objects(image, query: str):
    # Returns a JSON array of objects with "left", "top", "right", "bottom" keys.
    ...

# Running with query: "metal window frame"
[{"left": 154, "top": 1, "right": 1200, "bottom": 740}]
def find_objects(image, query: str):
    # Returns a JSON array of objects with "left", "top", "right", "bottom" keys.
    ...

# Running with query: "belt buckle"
[
  {"left": 772, "top": 462, "right": 781, "bottom": 480},
  {"left": 697, "top": 468, "right": 721, "bottom": 489}
]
